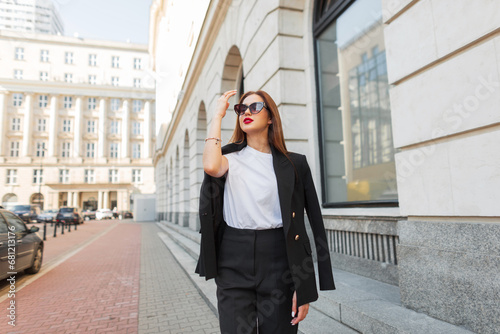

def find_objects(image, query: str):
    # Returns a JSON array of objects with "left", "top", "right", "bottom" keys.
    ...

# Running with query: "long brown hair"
[{"left": 229, "top": 90, "right": 288, "bottom": 157}]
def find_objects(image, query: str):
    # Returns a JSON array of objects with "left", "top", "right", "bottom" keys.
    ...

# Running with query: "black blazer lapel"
[{"left": 271, "top": 144, "right": 295, "bottom": 237}]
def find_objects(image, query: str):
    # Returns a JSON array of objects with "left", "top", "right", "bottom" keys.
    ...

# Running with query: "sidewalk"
[
  {"left": 0, "top": 221, "right": 220, "bottom": 334},
  {"left": 138, "top": 222, "right": 219, "bottom": 333},
  {"left": 156, "top": 220, "right": 476, "bottom": 334}
]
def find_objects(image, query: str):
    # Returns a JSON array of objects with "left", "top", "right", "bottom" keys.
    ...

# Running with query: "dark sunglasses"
[{"left": 234, "top": 102, "right": 267, "bottom": 116}]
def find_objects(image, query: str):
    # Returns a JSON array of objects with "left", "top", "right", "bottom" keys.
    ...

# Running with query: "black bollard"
[
  {"left": 61, "top": 222, "right": 65, "bottom": 235},
  {"left": 43, "top": 221, "right": 47, "bottom": 241},
  {"left": 53, "top": 222, "right": 57, "bottom": 237},
  {"left": 68, "top": 222, "right": 71, "bottom": 232},
  {"left": 75, "top": 222, "right": 77, "bottom": 230}
]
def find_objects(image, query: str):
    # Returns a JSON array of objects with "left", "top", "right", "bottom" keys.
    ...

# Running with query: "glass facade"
[{"left": 314, "top": 0, "right": 398, "bottom": 206}]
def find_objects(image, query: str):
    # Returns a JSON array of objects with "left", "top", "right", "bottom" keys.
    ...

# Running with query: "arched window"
[
  {"left": 2, "top": 193, "right": 18, "bottom": 208},
  {"left": 313, "top": 0, "right": 398, "bottom": 207},
  {"left": 31, "top": 193, "right": 44, "bottom": 210}
]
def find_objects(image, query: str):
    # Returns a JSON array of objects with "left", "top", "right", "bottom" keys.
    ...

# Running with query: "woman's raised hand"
[{"left": 215, "top": 90, "right": 238, "bottom": 118}]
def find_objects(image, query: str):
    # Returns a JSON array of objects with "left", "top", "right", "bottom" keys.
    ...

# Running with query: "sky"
[{"left": 56, "top": 0, "right": 151, "bottom": 45}]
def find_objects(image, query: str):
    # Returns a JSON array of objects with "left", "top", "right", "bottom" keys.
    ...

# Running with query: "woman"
[{"left": 196, "top": 90, "right": 335, "bottom": 334}]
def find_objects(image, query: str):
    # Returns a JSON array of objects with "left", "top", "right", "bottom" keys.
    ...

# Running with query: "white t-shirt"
[{"left": 223, "top": 145, "right": 283, "bottom": 230}]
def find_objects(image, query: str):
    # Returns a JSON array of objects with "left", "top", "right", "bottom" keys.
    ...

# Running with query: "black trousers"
[{"left": 215, "top": 224, "right": 298, "bottom": 334}]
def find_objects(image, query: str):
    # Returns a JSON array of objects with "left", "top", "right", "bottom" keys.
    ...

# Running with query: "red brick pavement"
[
  {"left": 31, "top": 220, "right": 117, "bottom": 264},
  {"left": 0, "top": 223, "right": 142, "bottom": 334}
]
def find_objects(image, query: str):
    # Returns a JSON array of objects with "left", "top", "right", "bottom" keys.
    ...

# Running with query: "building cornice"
[
  {"left": 0, "top": 79, "right": 155, "bottom": 99},
  {"left": 0, "top": 30, "right": 148, "bottom": 52}
]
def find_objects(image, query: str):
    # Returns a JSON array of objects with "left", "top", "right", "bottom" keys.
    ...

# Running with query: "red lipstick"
[{"left": 243, "top": 117, "right": 253, "bottom": 124}]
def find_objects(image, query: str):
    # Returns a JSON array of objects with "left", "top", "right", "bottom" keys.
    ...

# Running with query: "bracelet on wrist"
[{"left": 205, "top": 137, "right": 221, "bottom": 143}]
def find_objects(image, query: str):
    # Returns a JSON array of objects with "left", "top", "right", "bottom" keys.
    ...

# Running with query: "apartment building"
[
  {"left": 0, "top": 30, "right": 156, "bottom": 211},
  {"left": 0, "top": 0, "right": 63, "bottom": 35}
]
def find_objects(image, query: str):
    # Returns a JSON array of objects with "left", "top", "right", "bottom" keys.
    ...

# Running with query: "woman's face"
[{"left": 238, "top": 94, "right": 272, "bottom": 135}]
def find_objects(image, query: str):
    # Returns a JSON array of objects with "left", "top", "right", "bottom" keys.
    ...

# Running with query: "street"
[{"left": 0, "top": 220, "right": 220, "bottom": 334}]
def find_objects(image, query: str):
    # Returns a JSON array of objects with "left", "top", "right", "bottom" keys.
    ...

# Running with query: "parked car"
[
  {"left": 9, "top": 204, "right": 41, "bottom": 224},
  {"left": 118, "top": 211, "right": 133, "bottom": 220},
  {"left": 0, "top": 209, "right": 44, "bottom": 280},
  {"left": 82, "top": 210, "right": 96, "bottom": 221},
  {"left": 38, "top": 209, "right": 58, "bottom": 223},
  {"left": 95, "top": 209, "right": 114, "bottom": 220},
  {"left": 56, "top": 207, "right": 83, "bottom": 225}
]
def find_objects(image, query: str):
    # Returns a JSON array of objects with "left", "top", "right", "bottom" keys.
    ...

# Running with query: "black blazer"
[{"left": 195, "top": 140, "right": 335, "bottom": 306}]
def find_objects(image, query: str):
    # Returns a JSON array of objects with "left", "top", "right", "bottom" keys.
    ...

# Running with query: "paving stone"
[{"left": 138, "top": 222, "right": 220, "bottom": 334}]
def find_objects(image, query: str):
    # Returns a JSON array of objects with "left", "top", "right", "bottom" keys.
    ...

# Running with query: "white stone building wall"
[{"left": 383, "top": 1, "right": 500, "bottom": 332}]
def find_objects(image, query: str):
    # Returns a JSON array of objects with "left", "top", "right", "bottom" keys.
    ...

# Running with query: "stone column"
[
  {"left": 103, "top": 191, "right": 109, "bottom": 209},
  {"left": 98, "top": 98, "right": 107, "bottom": 158},
  {"left": 74, "top": 97, "right": 82, "bottom": 157},
  {"left": 67, "top": 191, "right": 72, "bottom": 207},
  {"left": 73, "top": 192, "right": 79, "bottom": 208},
  {"left": 98, "top": 191, "right": 103, "bottom": 210},
  {"left": 22, "top": 93, "right": 34, "bottom": 157},
  {"left": 0, "top": 92, "right": 6, "bottom": 156},
  {"left": 144, "top": 100, "right": 151, "bottom": 158},
  {"left": 48, "top": 95, "right": 58, "bottom": 157},
  {"left": 121, "top": 99, "right": 130, "bottom": 158}
]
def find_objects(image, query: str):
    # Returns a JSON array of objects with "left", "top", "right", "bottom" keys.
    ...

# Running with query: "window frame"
[
  {"left": 312, "top": 0, "right": 398, "bottom": 208},
  {"left": 88, "top": 54, "right": 97, "bottom": 66},
  {"left": 10, "top": 141, "right": 20, "bottom": 157},
  {"left": 37, "top": 118, "right": 47, "bottom": 131},
  {"left": 39, "top": 95, "right": 48, "bottom": 108},
  {"left": 111, "top": 56, "right": 120, "bottom": 68},
  {"left": 88, "top": 97, "right": 97, "bottom": 110},
  {"left": 6, "top": 169, "right": 17, "bottom": 185},
  {"left": 110, "top": 98, "right": 120, "bottom": 111},
  {"left": 65, "top": 51, "right": 74, "bottom": 64},
  {"left": 86, "top": 142, "right": 95, "bottom": 158},
  {"left": 132, "top": 143, "right": 141, "bottom": 159},
  {"left": 40, "top": 71, "right": 48, "bottom": 81},
  {"left": 11, "top": 118, "right": 21, "bottom": 131},
  {"left": 14, "top": 69, "right": 23, "bottom": 79},
  {"left": 33, "top": 169, "right": 43, "bottom": 184},
  {"left": 87, "top": 120, "right": 96, "bottom": 133},
  {"left": 61, "top": 142, "right": 71, "bottom": 158},
  {"left": 40, "top": 49, "right": 49, "bottom": 62},
  {"left": 133, "top": 58, "right": 142, "bottom": 70},
  {"left": 15, "top": 47, "right": 24, "bottom": 60},
  {"left": 62, "top": 119, "right": 72, "bottom": 132},
  {"left": 132, "top": 169, "right": 142, "bottom": 183},
  {"left": 12, "top": 93, "right": 23, "bottom": 107},
  {"left": 132, "top": 100, "right": 142, "bottom": 113},
  {"left": 109, "top": 169, "right": 119, "bottom": 183},
  {"left": 59, "top": 169, "right": 70, "bottom": 183},
  {"left": 109, "top": 143, "right": 119, "bottom": 158},
  {"left": 63, "top": 96, "right": 73, "bottom": 109},
  {"left": 84, "top": 169, "right": 95, "bottom": 183}
]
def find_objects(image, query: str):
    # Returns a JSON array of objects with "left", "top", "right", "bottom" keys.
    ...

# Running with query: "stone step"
[
  {"left": 156, "top": 221, "right": 474, "bottom": 334},
  {"left": 159, "top": 219, "right": 201, "bottom": 244},
  {"left": 157, "top": 220, "right": 200, "bottom": 259}
]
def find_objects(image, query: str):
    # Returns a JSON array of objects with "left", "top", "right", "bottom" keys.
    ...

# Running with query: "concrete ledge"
[{"left": 156, "top": 221, "right": 474, "bottom": 334}]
